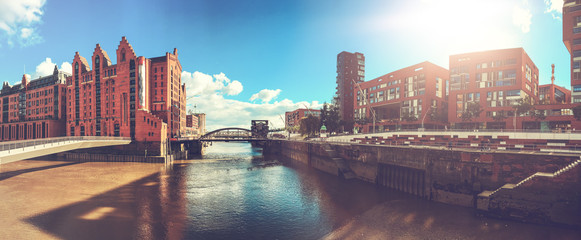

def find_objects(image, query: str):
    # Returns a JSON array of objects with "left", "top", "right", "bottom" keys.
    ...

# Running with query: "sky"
[{"left": 0, "top": 0, "right": 570, "bottom": 130}]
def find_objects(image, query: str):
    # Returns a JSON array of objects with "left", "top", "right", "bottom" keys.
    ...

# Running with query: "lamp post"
[
  {"left": 352, "top": 79, "right": 376, "bottom": 134},
  {"left": 421, "top": 106, "right": 434, "bottom": 131}
]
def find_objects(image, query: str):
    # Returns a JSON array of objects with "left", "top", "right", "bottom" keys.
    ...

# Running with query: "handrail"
[
  {"left": 0, "top": 136, "right": 131, "bottom": 152},
  {"left": 347, "top": 128, "right": 581, "bottom": 135},
  {"left": 308, "top": 136, "right": 581, "bottom": 154}
]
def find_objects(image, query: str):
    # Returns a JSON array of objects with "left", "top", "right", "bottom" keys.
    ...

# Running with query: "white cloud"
[
  {"left": 250, "top": 89, "right": 281, "bottom": 103},
  {"left": 20, "top": 27, "right": 32, "bottom": 38},
  {"left": 188, "top": 93, "right": 321, "bottom": 131},
  {"left": 545, "top": 0, "right": 563, "bottom": 21},
  {"left": 513, "top": 5, "right": 532, "bottom": 33},
  {"left": 182, "top": 70, "right": 321, "bottom": 131},
  {"left": 181, "top": 71, "right": 243, "bottom": 96},
  {"left": 224, "top": 80, "right": 243, "bottom": 95},
  {"left": 30, "top": 58, "right": 72, "bottom": 79},
  {"left": 33, "top": 57, "right": 56, "bottom": 78},
  {"left": 0, "top": 0, "right": 46, "bottom": 47},
  {"left": 545, "top": 0, "right": 563, "bottom": 14},
  {"left": 60, "top": 62, "right": 72, "bottom": 74}
]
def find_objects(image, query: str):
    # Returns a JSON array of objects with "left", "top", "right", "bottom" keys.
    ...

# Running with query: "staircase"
[
  {"left": 322, "top": 143, "right": 356, "bottom": 180},
  {"left": 478, "top": 157, "right": 581, "bottom": 199}
]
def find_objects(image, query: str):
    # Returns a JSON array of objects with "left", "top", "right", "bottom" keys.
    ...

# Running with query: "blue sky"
[{"left": 0, "top": 0, "right": 569, "bottom": 130}]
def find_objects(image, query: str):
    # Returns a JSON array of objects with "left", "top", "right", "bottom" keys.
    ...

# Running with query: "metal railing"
[
  {"left": 348, "top": 128, "right": 581, "bottom": 135},
  {"left": 0, "top": 136, "right": 131, "bottom": 152},
  {"left": 311, "top": 137, "right": 581, "bottom": 154}
]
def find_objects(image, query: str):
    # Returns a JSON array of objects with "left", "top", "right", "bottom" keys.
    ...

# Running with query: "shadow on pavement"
[{"left": 25, "top": 165, "right": 188, "bottom": 240}]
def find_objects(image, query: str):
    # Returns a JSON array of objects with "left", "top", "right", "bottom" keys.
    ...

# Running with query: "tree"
[
  {"left": 401, "top": 110, "right": 418, "bottom": 122},
  {"left": 355, "top": 116, "right": 369, "bottom": 125},
  {"left": 461, "top": 102, "right": 482, "bottom": 121},
  {"left": 573, "top": 104, "right": 581, "bottom": 121},
  {"left": 512, "top": 97, "right": 545, "bottom": 120},
  {"left": 513, "top": 97, "right": 534, "bottom": 116},
  {"left": 299, "top": 115, "right": 320, "bottom": 137},
  {"left": 429, "top": 103, "right": 448, "bottom": 123},
  {"left": 491, "top": 110, "right": 508, "bottom": 122},
  {"left": 531, "top": 109, "right": 546, "bottom": 121},
  {"left": 320, "top": 102, "right": 341, "bottom": 134}
]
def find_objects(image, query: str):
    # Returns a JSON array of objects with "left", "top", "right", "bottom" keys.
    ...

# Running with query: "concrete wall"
[{"left": 277, "top": 140, "right": 581, "bottom": 226}]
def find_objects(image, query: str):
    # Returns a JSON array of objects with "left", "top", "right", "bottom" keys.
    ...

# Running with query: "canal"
[{"left": 0, "top": 142, "right": 580, "bottom": 239}]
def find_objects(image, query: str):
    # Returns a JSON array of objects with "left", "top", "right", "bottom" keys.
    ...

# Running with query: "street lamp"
[
  {"left": 352, "top": 79, "right": 376, "bottom": 134},
  {"left": 421, "top": 106, "right": 434, "bottom": 131}
]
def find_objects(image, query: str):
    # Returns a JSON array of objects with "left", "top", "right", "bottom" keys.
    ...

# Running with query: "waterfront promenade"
[
  {"left": 0, "top": 159, "right": 162, "bottom": 240},
  {"left": 315, "top": 130, "right": 581, "bottom": 154}
]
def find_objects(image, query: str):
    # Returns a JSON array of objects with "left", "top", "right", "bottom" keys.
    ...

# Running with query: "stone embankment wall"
[
  {"left": 58, "top": 152, "right": 173, "bottom": 163},
  {"left": 275, "top": 140, "right": 581, "bottom": 227}
]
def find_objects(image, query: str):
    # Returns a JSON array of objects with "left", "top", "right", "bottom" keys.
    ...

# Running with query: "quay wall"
[
  {"left": 276, "top": 140, "right": 581, "bottom": 226},
  {"left": 57, "top": 152, "right": 173, "bottom": 163}
]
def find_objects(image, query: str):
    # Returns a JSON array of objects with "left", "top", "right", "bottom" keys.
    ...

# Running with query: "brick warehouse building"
[
  {"left": 353, "top": 61, "right": 449, "bottom": 133},
  {"left": 67, "top": 37, "right": 186, "bottom": 144},
  {"left": 448, "top": 48, "right": 540, "bottom": 130},
  {"left": 0, "top": 67, "right": 68, "bottom": 140},
  {"left": 336, "top": 51, "right": 364, "bottom": 130}
]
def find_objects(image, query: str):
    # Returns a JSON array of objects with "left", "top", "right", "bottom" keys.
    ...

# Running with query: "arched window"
[
  {"left": 121, "top": 49, "right": 126, "bottom": 62},
  {"left": 95, "top": 55, "right": 100, "bottom": 66}
]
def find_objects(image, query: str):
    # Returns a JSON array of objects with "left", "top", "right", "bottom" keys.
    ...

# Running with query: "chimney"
[{"left": 551, "top": 64, "right": 555, "bottom": 85}]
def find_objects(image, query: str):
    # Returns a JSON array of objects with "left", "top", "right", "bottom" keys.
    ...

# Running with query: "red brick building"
[
  {"left": 336, "top": 51, "right": 364, "bottom": 128},
  {"left": 448, "top": 48, "right": 540, "bottom": 130},
  {"left": 564, "top": 0, "right": 581, "bottom": 103},
  {"left": 66, "top": 37, "right": 186, "bottom": 142},
  {"left": 539, "top": 83, "right": 571, "bottom": 105},
  {"left": 0, "top": 67, "right": 68, "bottom": 141},
  {"left": 353, "top": 61, "right": 449, "bottom": 133},
  {"left": 285, "top": 108, "right": 321, "bottom": 132}
]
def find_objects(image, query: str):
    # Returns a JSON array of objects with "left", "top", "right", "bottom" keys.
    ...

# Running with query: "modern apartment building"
[
  {"left": 563, "top": 0, "right": 581, "bottom": 102},
  {"left": 66, "top": 37, "right": 186, "bottom": 142},
  {"left": 539, "top": 83, "right": 570, "bottom": 105},
  {"left": 285, "top": 108, "right": 321, "bottom": 131},
  {"left": 0, "top": 67, "right": 68, "bottom": 140},
  {"left": 448, "top": 48, "right": 539, "bottom": 130},
  {"left": 336, "top": 51, "right": 365, "bottom": 128},
  {"left": 353, "top": 61, "right": 449, "bottom": 132}
]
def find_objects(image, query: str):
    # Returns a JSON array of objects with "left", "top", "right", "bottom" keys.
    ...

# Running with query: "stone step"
[
  {"left": 478, "top": 191, "right": 493, "bottom": 198},
  {"left": 502, "top": 183, "right": 516, "bottom": 189}
]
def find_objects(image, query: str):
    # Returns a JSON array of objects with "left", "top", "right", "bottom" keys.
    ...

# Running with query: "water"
[{"left": 180, "top": 142, "right": 389, "bottom": 239}]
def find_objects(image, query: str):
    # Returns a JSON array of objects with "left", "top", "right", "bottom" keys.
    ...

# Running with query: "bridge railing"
[{"left": 0, "top": 136, "right": 131, "bottom": 152}]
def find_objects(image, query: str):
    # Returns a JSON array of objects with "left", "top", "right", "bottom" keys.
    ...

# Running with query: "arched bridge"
[{"left": 199, "top": 128, "right": 268, "bottom": 142}]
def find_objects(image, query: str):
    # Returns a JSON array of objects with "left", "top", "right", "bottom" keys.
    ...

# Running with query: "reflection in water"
[{"left": 182, "top": 142, "right": 389, "bottom": 240}]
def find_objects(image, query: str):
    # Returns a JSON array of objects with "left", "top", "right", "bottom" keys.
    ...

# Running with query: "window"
[
  {"left": 574, "top": 85, "right": 581, "bottom": 92},
  {"left": 506, "top": 90, "right": 520, "bottom": 96}
]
